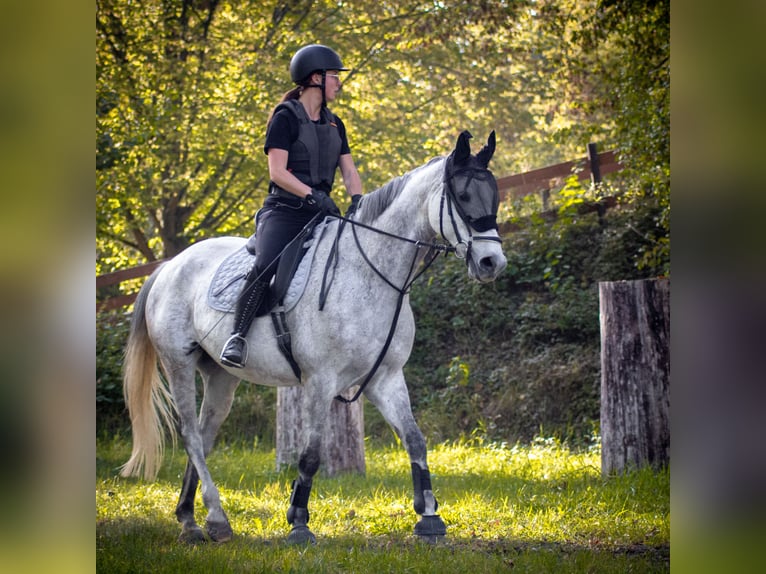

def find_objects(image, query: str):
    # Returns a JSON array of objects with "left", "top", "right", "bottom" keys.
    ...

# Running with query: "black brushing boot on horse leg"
[
  {"left": 286, "top": 476, "right": 315, "bottom": 545},
  {"left": 286, "top": 439, "right": 320, "bottom": 545},
  {"left": 411, "top": 462, "right": 447, "bottom": 542},
  {"left": 220, "top": 269, "right": 268, "bottom": 368}
]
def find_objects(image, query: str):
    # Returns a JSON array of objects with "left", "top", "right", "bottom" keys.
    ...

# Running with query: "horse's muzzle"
[{"left": 468, "top": 250, "right": 507, "bottom": 282}]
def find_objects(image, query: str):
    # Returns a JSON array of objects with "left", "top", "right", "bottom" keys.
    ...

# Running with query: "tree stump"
[
  {"left": 599, "top": 278, "right": 670, "bottom": 475},
  {"left": 276, "top": 386, "right": 365, "bottom": 476}
]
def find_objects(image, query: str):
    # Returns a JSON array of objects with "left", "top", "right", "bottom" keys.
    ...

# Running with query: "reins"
[
  {"left": 323, "top": 213, "right": 451, "bottom": 404},
  {"left": 205, "top": 156, "right": 502, "bottom": 406},
  {"left": 325, "top": 159, "right": 502, "bottom": 404}
]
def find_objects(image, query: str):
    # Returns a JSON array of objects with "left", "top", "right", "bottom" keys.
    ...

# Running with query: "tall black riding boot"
[{"left": 220, "top": 275, "right": 269, "bottom": 368}]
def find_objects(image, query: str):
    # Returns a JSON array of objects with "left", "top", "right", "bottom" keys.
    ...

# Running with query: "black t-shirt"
[{"left": 263, "top": 107, "right": 351, "bottom": 156}]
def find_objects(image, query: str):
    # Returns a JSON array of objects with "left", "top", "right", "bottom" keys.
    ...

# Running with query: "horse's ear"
[
  {"left": 476, "top": 130, "right": 496, "bottom": 167},
  {"left": 451, "top": 130, "right": 473, "bottom": 165}
]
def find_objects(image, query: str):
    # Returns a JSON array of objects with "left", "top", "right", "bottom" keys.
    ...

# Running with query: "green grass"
[{"left": 97, "top": 436, "right": 669, "bottom": 573}]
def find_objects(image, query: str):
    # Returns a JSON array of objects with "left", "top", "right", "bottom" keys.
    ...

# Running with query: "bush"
[
  {"left": 404, "top": 197, "right": 666, "bottom": 446},
  {"left": 96, "top": 310, "right": 131, "bottom": 436},
  {"left": 217, "top": 384, "right": 277, "bottom": 446}
]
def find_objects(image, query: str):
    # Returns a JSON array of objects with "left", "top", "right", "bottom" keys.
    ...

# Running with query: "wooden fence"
[
  {"left": 96, "top": 144, "right": 623, "bottom": 312},
  {"left": 496, "top": 145, "right": 621, "bottom": 200}
]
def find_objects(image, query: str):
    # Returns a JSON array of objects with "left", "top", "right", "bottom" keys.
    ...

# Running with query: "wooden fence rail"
[
  {"left": 96, "top": 145, "right": 623, "bottom": 312},
  {"left": 497, "top": 148, "right": 622, "bottom": 200},
  {"left": 96, "top": 259, "right": 167, "bottom": 289},
  {"left": 96, "top": 259, "right": 168, "bottom": 312}
]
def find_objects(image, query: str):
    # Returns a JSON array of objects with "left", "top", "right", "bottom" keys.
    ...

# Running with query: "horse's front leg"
[
  {"left": 364, "top": 371, "right": 447, "bottom": 541},
  {"left": 284, "top": 381, "right": 331, "bottom": 545},
  {"left": 285, "top": 435, "right": 320, "bottom": 545}
]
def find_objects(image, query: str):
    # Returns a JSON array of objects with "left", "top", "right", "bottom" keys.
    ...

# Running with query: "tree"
[
  {"left": 97, "top": 1, "right": 539, "bottom": 272},
  {"left": 600, "top": 278, "right": 670, "bottom": 474},
  {"left": 97, "top": 1, "right": 274, "bottom": 267},
  {"left": 97, "top": 0, "right": 669, "bottom": 275},
  {"left": 532, "top": 0, "right": 670, "bottom": 272}
]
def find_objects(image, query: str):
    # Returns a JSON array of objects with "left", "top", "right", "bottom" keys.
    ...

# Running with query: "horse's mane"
[{"left": 357, "top": 157, "right": 443, "bottom": 224}]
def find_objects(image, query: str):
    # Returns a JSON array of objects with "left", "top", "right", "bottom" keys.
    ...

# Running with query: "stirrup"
[{"left": 220, "top": 334, "right": 248, "bottom": 368}]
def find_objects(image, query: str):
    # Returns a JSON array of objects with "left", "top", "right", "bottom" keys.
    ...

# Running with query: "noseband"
[{"left": 439, "top": 159, "right": 503, "bottom": 263}]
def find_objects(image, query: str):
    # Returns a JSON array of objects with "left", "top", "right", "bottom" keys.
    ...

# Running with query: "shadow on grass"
[
  {"left": 97, "top": 516, "right": 669, "bottom": 573},
  {"left": 98, "top": 440, "right": 668, "bottom": 572}
]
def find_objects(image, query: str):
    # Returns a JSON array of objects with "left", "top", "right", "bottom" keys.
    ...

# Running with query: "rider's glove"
[
  {"left": 345, "top": 194, "right": 362, "bottom": 217},
  {"left": 305, "top": 189, "right": 340, "bottom": 217}
]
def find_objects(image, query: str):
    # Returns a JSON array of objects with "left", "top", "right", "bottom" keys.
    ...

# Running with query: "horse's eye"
[{"left": 458, "top": 192, "right": 470, "bottom": 201}]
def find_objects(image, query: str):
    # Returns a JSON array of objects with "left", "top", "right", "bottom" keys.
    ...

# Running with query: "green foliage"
[
  {"left": 96, "top": 310, "right": 131, "bottom": 436},
  {"left": 574, "top": 0, "right": 670, "bottom": 274},
  {"left": 97, "top": 438, "right": 669, "bottom": 572},
  {"left": 402, "top": 188, "right": 667, "bottom": 446},
  {"left": 217, "top": 384, "right": 277, "bottom": 447},
  {"left": 96, "top": 0, "right": 669, "bottom": 276}
]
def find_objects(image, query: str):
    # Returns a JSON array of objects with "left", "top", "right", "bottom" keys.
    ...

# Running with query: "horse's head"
[{"left": 435, "top": 130, "right": 507, "bottom": 282}]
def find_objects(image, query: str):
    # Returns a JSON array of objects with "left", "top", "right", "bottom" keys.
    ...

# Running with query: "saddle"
[
  {"left": 208, "top": 220, "right": 327, "bottom": 379},
  {"left": 208, "top": 220, "right": 325, "bottom": 315}
]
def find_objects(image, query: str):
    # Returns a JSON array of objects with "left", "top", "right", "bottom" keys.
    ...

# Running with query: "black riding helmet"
[{"left": 290, "top": 44, "right": 348, "bottom": 84}]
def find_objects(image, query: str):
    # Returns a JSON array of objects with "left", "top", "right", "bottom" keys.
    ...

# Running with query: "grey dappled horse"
[{"left": 120, "top": 131, "right": 507, "bottom": 544}]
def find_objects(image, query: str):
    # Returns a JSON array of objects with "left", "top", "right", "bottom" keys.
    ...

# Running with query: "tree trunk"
[
  {"left": 599, "top": 278, "right": 670, "bottom": 475},
  {"left": 276, "top": 386, "right": 365, "bottom": 477}
]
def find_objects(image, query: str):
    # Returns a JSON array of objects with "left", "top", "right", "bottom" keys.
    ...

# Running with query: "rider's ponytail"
[{"left": 267, "top": 86, "right": 303, "bottom": 126}]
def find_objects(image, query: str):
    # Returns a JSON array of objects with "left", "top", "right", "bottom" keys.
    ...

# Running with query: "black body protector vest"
[{"left": 275, "top": 99, "right": 342, "bottom": 194}]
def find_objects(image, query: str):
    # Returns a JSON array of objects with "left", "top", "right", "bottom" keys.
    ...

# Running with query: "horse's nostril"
[{"left": 480, "top": 256, "right": 495, "bottom": 270}]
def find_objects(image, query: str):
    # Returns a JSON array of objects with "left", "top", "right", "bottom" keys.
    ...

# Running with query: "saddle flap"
[
  {"left": 208, "top": 221, "right": 326, "bottom": 314},
  {"left": 271, "top": 220, "right": 319, "bottom": 306}
]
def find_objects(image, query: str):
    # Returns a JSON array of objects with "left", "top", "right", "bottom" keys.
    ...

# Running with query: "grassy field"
[{"left": 97, "top": 436, "right": 669, "bottom": 573}]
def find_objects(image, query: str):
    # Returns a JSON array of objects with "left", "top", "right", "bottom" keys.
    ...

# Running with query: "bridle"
[
  {"left": 325, "top": 158, "right": 503, "bottom": 298},
  {"left": 438, "top": 157, "right": 503, "bottom": 266},
  {"left": 325, "top": 157, "right": 503, "bottom": 404}
]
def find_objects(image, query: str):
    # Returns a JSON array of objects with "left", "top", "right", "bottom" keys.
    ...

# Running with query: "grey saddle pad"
[{"left": 207, "top": 221, "right": 326, "bottom": 313}]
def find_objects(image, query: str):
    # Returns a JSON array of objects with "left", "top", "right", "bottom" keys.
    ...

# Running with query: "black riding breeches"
[{"left": 251, "top": 194, "right": 319, "bottom": 282}]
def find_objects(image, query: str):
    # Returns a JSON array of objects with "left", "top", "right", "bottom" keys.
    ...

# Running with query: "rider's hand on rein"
[{"left": 306, "top": 189, "right": 341, "bottom": 217}]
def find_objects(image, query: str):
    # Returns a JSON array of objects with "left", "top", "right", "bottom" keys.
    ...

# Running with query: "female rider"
[{"left": 220, "top": 44, "right": 363, "bottom": 368}]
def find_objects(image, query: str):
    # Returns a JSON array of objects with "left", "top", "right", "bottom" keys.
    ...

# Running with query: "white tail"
[{"left": 119, "top": 272, "right": 177, "bottom": 480}]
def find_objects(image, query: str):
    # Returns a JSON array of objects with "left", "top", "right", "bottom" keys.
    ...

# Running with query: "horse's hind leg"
[
  {"left": 174, "top": 365, "right": 240, "bottom": 543},
  {"left": 364, "top": 371, "right": 447, "bottom": 541},
  {"left": 176, "top": 460, "right": 204, "bottom": 543},
  {"left": 166, "top": 362, "right": 238, "bottom": 543}
]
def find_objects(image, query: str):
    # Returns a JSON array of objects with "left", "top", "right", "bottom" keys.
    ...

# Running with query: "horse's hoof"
[
  {"left": 206, "top": 519, "right": 233, "bottom": 543},
  {"left": 286, "top": 525, "right": 316, "bottom": 545},
  {"left": 178, "top": 525, "right": 207, "bottom": 545},
  {"left": 414, "top": 514, "right": 447, "bottom": 541}
]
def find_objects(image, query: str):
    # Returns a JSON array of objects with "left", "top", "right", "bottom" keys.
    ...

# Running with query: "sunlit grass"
[{"left": 97, "top": 436, "right": 669, "bottom": 573}]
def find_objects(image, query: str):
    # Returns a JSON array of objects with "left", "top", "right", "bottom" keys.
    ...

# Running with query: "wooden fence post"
[
  {"left": 587, "top": 142, "right": 602, "bottom": 185},
  {"left": 276, "top": 386, "right": 366, "bottom": 477},
  {"left": 540, "top": 188, "right": 550, "bottom": 211},
  {"left": 599, "top": 278, "right": 670, "bottom": 475}
]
